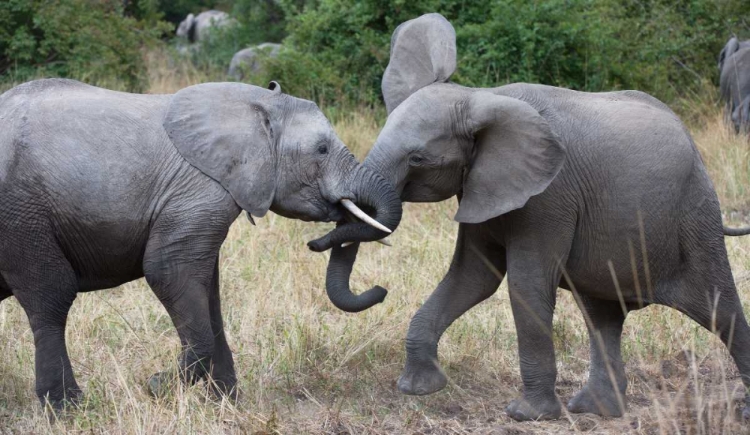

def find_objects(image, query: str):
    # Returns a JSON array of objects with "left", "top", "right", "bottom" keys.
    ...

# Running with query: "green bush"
[
  {"left": 248, "top": 0, "right": 749, "bottom": 105},
  {"left": 0, "top": 0, "right": 169, "bottom": 92}
]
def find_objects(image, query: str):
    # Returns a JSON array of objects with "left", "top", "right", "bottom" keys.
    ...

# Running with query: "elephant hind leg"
[
  {"left": 665, "top": 270, "right": 750, "bottom": 419},
  {"left": 3, "top": 233, "right": 81, "bottom": 410},
  {"left": 567, "top": 296, "right": 628, "bottom": 417},
  {"left": 0, "top": 273, "right": 11, "bottom": 302}
]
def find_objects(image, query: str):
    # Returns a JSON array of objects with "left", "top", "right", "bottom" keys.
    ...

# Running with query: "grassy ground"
[{"left": 2, "top": 52, "right": 750, "bottom": 434}]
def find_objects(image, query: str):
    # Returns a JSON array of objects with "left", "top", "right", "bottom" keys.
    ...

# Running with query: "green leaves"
[
  {"left": 252, "top": 0, "right": 750, "bottom": 105},
  {"left": 0, "top": 0, "right": 170, "bottom": 92}
]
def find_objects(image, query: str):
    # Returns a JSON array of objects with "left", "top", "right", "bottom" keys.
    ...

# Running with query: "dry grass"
[{"left": 2, "top": 55, "right": 750, "bottom": 434}]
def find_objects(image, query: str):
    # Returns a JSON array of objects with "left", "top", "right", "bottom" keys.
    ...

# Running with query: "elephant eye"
[
  {"left": 317, "top": 144, "right": 328, "bottom": 155},
  {"left": 409, "top": 154, "right": 424, "bottom": 165}
]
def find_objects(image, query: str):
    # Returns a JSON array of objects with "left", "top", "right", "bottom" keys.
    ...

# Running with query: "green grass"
[{"left": 2, "top": 54, "right": 750, "bottom": 434}]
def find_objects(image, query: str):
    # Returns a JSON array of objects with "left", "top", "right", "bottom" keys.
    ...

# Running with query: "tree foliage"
[
  {"left": 0, "top": 0, "right": 169, "bottom": 91},
  {"left": 258, "top": 0, "right": 750, "bottom": 104}
]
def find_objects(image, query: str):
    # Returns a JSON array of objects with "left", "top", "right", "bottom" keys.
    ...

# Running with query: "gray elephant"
[
  {"left": 176, "top": 10, "right": 234, "bottom": 43},
  {"left": 228, "top": 43, "right": 282, "bottom": 81},
  {"left": 313, "top": 13, "right": 750, "bottom": 421},
  {"left": 732, "top": 95, "right": 750, "bottom": 134},
  {"left": 719, "top": 36, "right": 750, "bottom": 120},
  {"left": 0, "top": 79, "right": 399, "bottom": 410}
]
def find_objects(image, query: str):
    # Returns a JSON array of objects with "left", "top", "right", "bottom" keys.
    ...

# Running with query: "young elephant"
[
  {"left": 317, "top": 14, "right": 750, "bottom": 421},
  {"left": 719, "top": 36, "right": 750, "bottom": 118},
  {"left": 0, "top": 79, "right": 399, "bottom": 410}
]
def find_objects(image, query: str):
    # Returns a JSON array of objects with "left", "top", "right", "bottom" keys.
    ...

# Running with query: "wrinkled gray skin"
[
  {"left": 327, "top": 13, "right": 750, "bottom": 422},
  {"left": 719, "top": 36, "right": 750, "bottom": 126},
  {"left": 732, "top": 95, "right": 750, "bottom": 134},
  {"left": 0, "top": 79, "right": 399, "bottom": 411},
  {"left": 228, "top": 43, "right": 282, "bottom": 81},
  {"left": 176, "top": 10, "right": 234, "bottom": 43}
]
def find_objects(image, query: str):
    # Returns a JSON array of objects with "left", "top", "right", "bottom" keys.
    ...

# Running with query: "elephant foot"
[
  {"left": 567, "top": 385, "right": 625, "bottom": 417},
  {"left": 40, "top": 388, "right": 82, "bottom": 420},
  {"left": 397, "top": 359, "right": 447, "bottom": 396},
  {"left": 207, "top": 376, "right": 240, "bottom": 402},
  {"left": 506, "top": 395, "right": 561, "bottom": 421},
  {"left": 146, "top": 371, "right": 177, "bottom": 398}
]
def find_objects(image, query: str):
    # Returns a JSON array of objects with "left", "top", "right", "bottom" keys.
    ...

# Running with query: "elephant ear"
[
  {"left": 177, "top": 13, "right": 195, "bottom": 38},
  {"left": 454, "top": 92, "right": 566, "bottom": 224},
  {"left": 382, "top": 13, "right": 456, "bottom": 114},
  {"left": 164, "top": 82, "right": 279, "bottom": 218},
  {"left": 719, "top": 36, "right": 740, "bottom": 71}
]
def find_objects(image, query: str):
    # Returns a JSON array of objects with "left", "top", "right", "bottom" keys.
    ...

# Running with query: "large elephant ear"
[
  {"left": 382, "top": 13, "right": 456, "bottom": 114},
  {"left": 454, "top": 92, "right": 566, "bottom": 224},
  {"left": 164, "top": 82, "right": 279, "bottom": 218},
  {"left": 719, "top": 36, "right": 740, "bottom": 71}
]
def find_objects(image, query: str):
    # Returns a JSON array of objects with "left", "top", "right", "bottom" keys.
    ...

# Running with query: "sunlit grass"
[{"left": 2, "top": 52, "right": 750, "bottom": 433}]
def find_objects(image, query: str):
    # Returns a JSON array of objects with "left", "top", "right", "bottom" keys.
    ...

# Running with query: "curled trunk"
[
  {"left": 308, "top": 167, "right": 402, "bottom": 312},
  {"left": 324, "top": 242, "right": 388, "bottom": 312}
]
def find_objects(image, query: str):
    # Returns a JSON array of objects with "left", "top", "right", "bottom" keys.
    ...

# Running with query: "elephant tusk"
[
  {"left": 340, "top": 199, "right": 392, "bottom": 234},
  {"left": 341, "top": 238, "right": 392, "bottom": 248}
]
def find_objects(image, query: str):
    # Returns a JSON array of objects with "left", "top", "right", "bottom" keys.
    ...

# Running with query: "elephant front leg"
[
  {"left": 206, "top": 259, "right": 238, "bottom": 399},
  {"left": 144, "top": 254, "right": 220, "bottom": 398},
  {"left": 505, "top": 269, "right": 561, "bottom": 421},
  {"left": 567, "top": 296, "right": 627, "bottom": 417},
  {"left": 398, "top": 224, "right": 505, "bottom": 396}
]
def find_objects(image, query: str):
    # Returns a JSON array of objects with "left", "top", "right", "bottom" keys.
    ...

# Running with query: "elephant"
[
  {"left": 0, "top": 78, "right": 399, "bottom": 411},
  {"left": 228, "top": 43, "right": 282, "bottom": 81},
  {"left": 313, "top": 13, "right": 750, "bottom": 422},
  {"left": 719, "top": 36, "right": 750, "bottom": 119},
  {"left": 732, "top": 95, "right": 750, "bottom": 134},
  {"left": 176, "top": 10, "right": 234, "bottom": 43}
]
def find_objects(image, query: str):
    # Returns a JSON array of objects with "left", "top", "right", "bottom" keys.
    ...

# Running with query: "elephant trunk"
[
  {"left": 324, "top": 243, "right": 388, "bottom": 312},
  {"left": 308, "top": 166, "right": 402, "bottom": 312}
]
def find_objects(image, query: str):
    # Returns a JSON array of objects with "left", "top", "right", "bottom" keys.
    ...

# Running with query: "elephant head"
[
  {"left": 319, "top": 13, "right": 564, "bottom": 305},
  {"left": 176, "top": 13, "right": 196, "bottom": 41},
  {"left": 719, "top": 37, "right": 740, "bottom": 71},
  {"left": 164, "top": 81, "right": 401, "bottom": 311}
]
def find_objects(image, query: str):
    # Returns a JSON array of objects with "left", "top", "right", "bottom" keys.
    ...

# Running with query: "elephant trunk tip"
[
  {"left": 330, "top": 284, "right": 388, "bottom": 313},
  {"left": 323, "top": 243, "right": 390, "bottom": 313}
]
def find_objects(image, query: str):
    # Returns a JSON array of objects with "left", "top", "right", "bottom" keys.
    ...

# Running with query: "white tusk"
[
  {"left": 341, "top": 237, "right": 391, "bottom": 248},
  {"left": 340, "top": 199, "right": 392, "bottom": 234}
]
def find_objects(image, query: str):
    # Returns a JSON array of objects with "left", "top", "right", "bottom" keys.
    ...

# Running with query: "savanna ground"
[{"left": 2, "top": 51, "right": 750, "bottom": 435}]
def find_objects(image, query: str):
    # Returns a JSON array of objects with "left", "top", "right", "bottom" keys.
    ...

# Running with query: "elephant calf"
[
  {"left": 0, "top": 79, "right": 399, "bottom": 410},
  {"left": 316, "top": 14, "right": 750, "bottom": 422},
  {"left": 719, "top": 36, "right": 750, "bottom": 125}
]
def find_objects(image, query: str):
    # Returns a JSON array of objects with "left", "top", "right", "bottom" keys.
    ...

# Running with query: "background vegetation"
[{"left": 2, "top": 0, "right": 749, "bottom": 106}]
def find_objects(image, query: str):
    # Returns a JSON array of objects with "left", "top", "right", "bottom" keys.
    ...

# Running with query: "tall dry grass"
[{"left": 2, "top": 52, "right": 750, "bottom": 434}]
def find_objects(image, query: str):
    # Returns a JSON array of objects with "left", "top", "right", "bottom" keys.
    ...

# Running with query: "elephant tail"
[{"left": 724, "top": 226, "right": 750, "bottom": 236}]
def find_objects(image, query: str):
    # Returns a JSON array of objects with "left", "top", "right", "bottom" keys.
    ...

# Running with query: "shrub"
[
  {"left": 248, "top": 0, "right": 750, "bottom": 105},
  {"left": 0, "top": 0, "right": 169, "bottom": 92}
]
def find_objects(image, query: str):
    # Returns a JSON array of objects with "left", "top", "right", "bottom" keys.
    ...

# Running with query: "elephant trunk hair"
[{"left": 308, "top": 167, "right": 402, "bottom": 312}]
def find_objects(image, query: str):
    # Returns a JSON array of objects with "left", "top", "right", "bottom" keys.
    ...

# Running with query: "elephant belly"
[{"left": 55, "top": 220, "right": 150, "bottom": 292}]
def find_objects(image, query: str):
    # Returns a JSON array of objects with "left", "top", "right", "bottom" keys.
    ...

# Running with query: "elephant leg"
[
  {"left": 143, "top": 231, "right": 223, "bottom": 396},
  {"left": 567, "top": 296, "right": 627, "bottom": 417},
  {"left": 504, "top": 219, "right": 574, "bottom": 422},
  {"left": 0, "top": 273, "right": 11, "bottom": 302},
  {"left": 667, "top": 274, "right": 750, "bottom": 420},
  {"left": 398, "top": 224, "right": 505, "bottom": 396},
  {"left": 206, "top": 258, "right": 237, "bottom": 398},
  {"left": 5, "top": 241, "right": 81, "bottom": 410}
]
